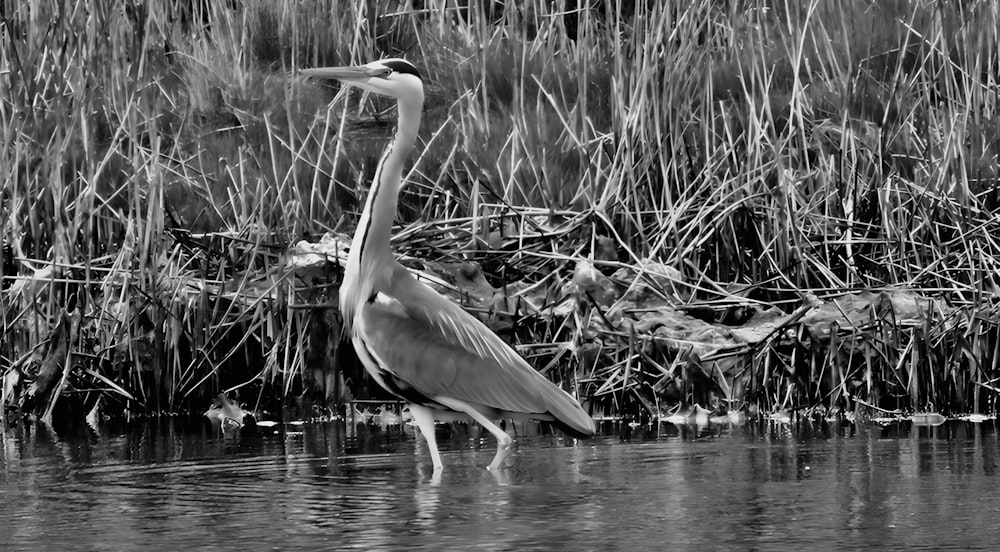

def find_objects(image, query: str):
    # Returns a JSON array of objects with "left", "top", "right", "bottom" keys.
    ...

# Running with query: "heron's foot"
[{"left": 486, "top": 436, "right": 516, "bottom": 471}]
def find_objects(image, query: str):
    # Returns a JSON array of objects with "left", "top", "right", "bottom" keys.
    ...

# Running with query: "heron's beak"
[
  {"left": 302, "top": 63, "right": 400, "bottom": 100},
  {"left": 301, "top": 66, "right": 379, "bottom": 83}
]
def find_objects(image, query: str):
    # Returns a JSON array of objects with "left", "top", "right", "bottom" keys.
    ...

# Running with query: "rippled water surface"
[{"left": 2, "top": 417, "right": 1000, "bottom": 551}]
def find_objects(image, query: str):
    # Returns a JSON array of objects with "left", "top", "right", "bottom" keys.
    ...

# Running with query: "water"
[{"left": 2, "top": 418, "right": 999, "bottom": 551}]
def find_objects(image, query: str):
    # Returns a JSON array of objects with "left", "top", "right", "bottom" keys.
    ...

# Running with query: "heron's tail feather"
[{"left": 544, "top": 385, "right": 596, "bottom": 438}]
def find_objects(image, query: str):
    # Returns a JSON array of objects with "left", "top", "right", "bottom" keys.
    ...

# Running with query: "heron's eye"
[{"left": 380, "top": 68, "right": 393, "bottom": 78}]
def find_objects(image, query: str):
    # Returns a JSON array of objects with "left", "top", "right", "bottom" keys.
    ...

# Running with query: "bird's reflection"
[{"left": 412, "top": 470, "right": 442, "bottom": 528}]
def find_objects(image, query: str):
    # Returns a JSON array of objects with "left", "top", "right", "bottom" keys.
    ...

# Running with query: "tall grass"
[{"left": 2, "top": 0, "right": 999, "bottom": 422}]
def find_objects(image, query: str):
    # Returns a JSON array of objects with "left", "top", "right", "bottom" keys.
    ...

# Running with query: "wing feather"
[{"left": 392, "top": 269, "right": 526, "bottom": 368}]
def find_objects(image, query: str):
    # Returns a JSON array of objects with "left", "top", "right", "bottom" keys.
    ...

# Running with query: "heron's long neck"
[{"left": 340, "top": 98, "right": 422, "bottom": 326}]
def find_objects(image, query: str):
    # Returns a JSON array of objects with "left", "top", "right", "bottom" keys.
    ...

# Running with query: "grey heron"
[{"left": 302, "top": 59, "right": 595, "bottom": 471}]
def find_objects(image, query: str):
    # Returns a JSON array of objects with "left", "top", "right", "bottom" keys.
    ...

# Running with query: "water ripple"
[{"left": 3, "top": 420, "right": 1000, "bottom": 551}]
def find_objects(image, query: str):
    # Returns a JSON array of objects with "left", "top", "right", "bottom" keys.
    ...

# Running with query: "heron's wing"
[{"left": 356, "top": 266, "right": 593, "bottom": 435}]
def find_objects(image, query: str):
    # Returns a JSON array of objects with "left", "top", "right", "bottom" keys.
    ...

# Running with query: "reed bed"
[{"left": 2, "top": 0, "right": 999, "bottom": 423}]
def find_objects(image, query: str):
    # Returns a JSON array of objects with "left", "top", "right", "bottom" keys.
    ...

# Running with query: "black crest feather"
[{"left": 383, "top": 59, "right": 421, "bottom": 81}]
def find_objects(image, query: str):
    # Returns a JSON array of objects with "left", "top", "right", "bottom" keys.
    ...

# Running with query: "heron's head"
[{"left": 302, "top": 58, "right": 424, "bottom": 107}]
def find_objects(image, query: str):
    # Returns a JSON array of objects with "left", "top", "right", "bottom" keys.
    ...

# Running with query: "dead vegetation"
[{"left": 2, "top": 0, "right": 999, "bottom": 423}]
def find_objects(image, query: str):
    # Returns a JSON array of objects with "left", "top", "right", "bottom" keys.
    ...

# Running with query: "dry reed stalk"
[{"left": 2, "top": 0, "right": 999, "bottom": 422}]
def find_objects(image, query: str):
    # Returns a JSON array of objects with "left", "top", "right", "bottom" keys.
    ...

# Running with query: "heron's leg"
[
  {"left": 433, "top": 397, "right": 513, "bottom": 471},
  {"left": 409, "top": 404, "right": 443, "bottom": 470}
]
